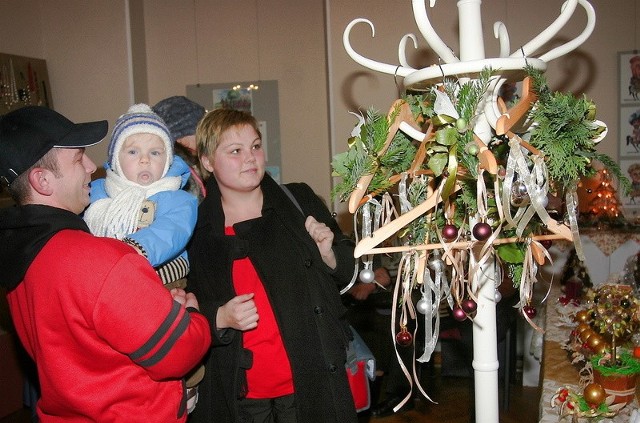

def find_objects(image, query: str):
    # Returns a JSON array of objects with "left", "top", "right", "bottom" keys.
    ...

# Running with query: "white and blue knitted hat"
[{"left": 108, "top": 103, "right": 174, "bottom": 177}]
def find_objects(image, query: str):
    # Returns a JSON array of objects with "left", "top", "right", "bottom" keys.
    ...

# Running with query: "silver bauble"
[
  {"left": 495, "top": 290, "right": 502, "bottom": 302},
  {"left": 416, "top": 298, "right": 432, "bottom": 315},
  {"left": 359, "top": 268, "right": 375, "bottom": 283},
  {"left": 428, "top": 257, "right": 445, "bottom": 272},
  {"left": 512, "top": 180, "right": 528, "bottom": 197}
]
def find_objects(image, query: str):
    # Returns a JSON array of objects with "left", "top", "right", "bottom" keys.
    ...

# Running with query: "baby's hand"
[{"left": 170, "top": 288, "right": 187, "bottom": 305}]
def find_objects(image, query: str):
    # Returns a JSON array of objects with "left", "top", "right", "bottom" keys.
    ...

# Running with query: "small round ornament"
[
  {"left": 472, "top": 222, "right": 492, "bottom": 241},
  {"left": 455, "top": 118, "right": 467, "bottom": 132},
  {"left": 494, "top": 290, "right": 502, "bottom": 302},
  {"left": 523, "top": 305, "right": 537, "bottom": 319},
  {"left": 396, "top": 328, "right": 413, "bottom": 347},
  {"left": 442, "top": 224, "right": 459, "bottom": 241},
  {"left": 461, "top": 298, "right": 477, "bottom": 314},
  {"left": 587, "top": 333, "right": 603, "bottom": 351},
  {"left": 464, "top": 141, "right": 478, "bottom": 155},
  {"left": 540, "top": 240, "right": 553, "bottom": 249},
  {"left": 416, "top": 298, "right": 432, "bottom": 315},
  {"left": 428, "top": 255, "right": 445, "bottom": 272},
  {"left": 574, "top": 309, "right": 591, "bottom": 323},
  {"left": 583, "top": 383, "right": 607, "bottom": 407},
  {"left": 453, "top": 306, "right": 467, "bottom": 321},
  {"left": 358, "top": 268, "right": 375, "bottom": 283}
]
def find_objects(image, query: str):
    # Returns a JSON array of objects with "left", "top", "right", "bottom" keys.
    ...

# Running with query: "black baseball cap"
[{"left": 0, "top": 106, "right": 108, "bottom": 184}]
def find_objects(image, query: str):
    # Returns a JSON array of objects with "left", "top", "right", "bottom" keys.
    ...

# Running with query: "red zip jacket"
[{"left": 7, "top": 229, "right": 211, "bottom": 422}]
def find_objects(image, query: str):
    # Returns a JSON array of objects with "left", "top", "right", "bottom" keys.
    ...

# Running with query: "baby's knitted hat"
[
  {"left": 152, "top": 96, "right": 205, "bottom": 141},
  {"left": 108, "top": 104, "right": 173, "bottom": 177}
]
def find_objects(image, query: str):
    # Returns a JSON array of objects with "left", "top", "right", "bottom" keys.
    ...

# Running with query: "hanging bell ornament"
[
  {"left": 472, "top": 222, "right": 492, "bottom": 241},
  {"left": 359, "top": 268, "right": 375, "bottom": 283},
  {"left": 417, "top": 297, "right": 432, "bottom": 315},
  {"left": 396, "top": 327, "right": 413, "bottom": 347}
]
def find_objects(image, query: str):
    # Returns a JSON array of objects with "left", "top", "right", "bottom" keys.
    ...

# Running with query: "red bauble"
[
  {"left": 523, "top": 305, "right": 537, "bottom": 318},
  {"left": 442, "top": 224, "right": 459, "bottom": 241},
  {"left": 472, "top": 222, "right": 492, "bottom": 241},
  {"left": 633, "top": 346, "right": 640, "bottom": 359},
  {"left": 461, "top": 298, "right": 477, "bottom": 314},
  {"left": 396, "top": 330, "right": 413, "bottom": 347},
  {"left": 540, "top": 240, "right": 553, "bottom": 249},
  {"left": 452, "top": 306, "right": 467, "bottom": 321}
]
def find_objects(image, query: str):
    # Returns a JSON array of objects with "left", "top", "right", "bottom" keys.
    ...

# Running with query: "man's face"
[{"left": 49, "top": 148, "right": 97, "bottom": 214}]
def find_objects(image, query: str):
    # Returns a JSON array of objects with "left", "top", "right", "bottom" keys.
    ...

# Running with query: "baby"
[{"left": 83, "top": 104, "right": 202, "bottom": 410}]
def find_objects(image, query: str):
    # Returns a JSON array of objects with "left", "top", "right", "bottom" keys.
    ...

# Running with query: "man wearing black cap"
[{"left": 0, "top": 106, "right": 212, "bottom": 422}]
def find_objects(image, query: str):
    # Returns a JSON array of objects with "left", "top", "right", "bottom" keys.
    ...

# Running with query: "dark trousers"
[{"left": 238, "top": 393, "right": 297, "bottom": 423}]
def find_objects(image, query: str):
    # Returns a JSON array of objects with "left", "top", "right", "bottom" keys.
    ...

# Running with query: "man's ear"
[{"left": 28, "top": 168, "right": 53, "bottom": 196}]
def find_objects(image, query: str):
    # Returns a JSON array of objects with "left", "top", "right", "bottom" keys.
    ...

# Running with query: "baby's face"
[
  {"left": 630, "top": 168, "right": 640, "bottom": 183},
  {"left": 119, "top": 133, "right": 167, "bottom": 185}
]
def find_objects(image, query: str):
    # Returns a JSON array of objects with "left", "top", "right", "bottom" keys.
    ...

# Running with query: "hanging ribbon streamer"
[
  {"left": 390, "top": 251, "right": 434, "bottom": 410},
  {"left": 467, "top": 168, "right": 502, "bottom": 300},
  {"left": 565, "top": 182, "right": 585, "bottom": 261},
  {"left": 518, "top": 239, "right": 545, "bottom": 333},
  {"left": 417, "top": 257, "right": 442, "bottom": 363}
]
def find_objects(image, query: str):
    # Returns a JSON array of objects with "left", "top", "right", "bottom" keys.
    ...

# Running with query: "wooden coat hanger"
[
  {"left": 347, "top": 99, "right": 424, "bottom": 213},
  {"left": 495, "top": 77, "right": 573, "bottom": 243}
]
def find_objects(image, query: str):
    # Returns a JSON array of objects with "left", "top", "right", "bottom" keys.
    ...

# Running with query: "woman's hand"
[
  {"left": 216, "top": 293, "right": 259, "bottom": 331},
  {"left": 305, "top": 216, "right": 336, "bottom": 269}
]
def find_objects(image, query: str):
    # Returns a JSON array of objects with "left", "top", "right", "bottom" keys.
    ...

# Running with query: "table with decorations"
[{"left": 538, "top": 279, "right": 640, "bottom": 422}]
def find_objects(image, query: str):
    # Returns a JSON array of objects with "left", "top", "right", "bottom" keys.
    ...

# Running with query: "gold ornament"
[
  {"left": 575, "top": 310, "right": 591, "bottom": 323},
  {"left": 587, "top": 334, "right": 603, "bottom": 350},
  {"left": 583, "top": 382, "right": 607, "bottom": 406}
]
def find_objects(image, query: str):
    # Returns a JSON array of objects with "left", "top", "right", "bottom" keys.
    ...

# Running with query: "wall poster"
[{"left": 1, "top": 52, "right": 52, "bottom": 114}]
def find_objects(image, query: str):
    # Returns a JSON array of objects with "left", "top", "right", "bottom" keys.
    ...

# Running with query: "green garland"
[
  {"left": 331, "top": 107, "right": 416, "bottom": 202},
  {"left": 527, "top": 67, "right": 631, "bottom": 195}
]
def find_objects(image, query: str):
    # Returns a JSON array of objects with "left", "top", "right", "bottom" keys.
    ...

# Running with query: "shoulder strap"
[{"left": 280, "top": 184, "right": 304, "bottom": 216}]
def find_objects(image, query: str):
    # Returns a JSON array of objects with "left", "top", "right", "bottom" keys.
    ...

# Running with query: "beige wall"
[{"left": 1, "top": 0, "right": 638, "bottom": 227}]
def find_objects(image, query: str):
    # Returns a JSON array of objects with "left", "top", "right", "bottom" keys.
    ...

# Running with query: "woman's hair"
[
  {"left": 195, "top": 108, "right": 261, "bottom": 180},
  {"left": 9, "top": 148, "right": 60, "bottom": 204}
]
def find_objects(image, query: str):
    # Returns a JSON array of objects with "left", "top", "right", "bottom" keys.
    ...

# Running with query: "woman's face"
[{"left": 201, "top": 124, "right": 265, "bottom": 194}]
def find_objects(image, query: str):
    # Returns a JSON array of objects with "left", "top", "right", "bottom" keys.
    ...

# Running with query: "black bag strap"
[{"left": 280, "top": 184, "right": 304, "bottom": 215}]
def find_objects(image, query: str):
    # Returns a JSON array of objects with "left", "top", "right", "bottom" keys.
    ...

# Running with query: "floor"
[
  {"left": 358, "top": 370, "right": 541, "bottom": 423},
  {"left": 0, "top": 367, "right": 540, "bottom": 423}
]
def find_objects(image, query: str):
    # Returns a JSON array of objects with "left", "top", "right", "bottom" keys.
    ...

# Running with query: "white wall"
[{"left": 1, "top": 0, "right": 638, "bottom": 220}]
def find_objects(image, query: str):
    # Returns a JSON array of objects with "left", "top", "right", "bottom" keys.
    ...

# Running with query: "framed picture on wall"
[
  {"left": 0, "top": 52, "right": 52, "bottom": 114},
  {"left": 620, "top": 158, "right": 640, "bottom": 220},
  {"left": 620, "top": 51, "right": 640, "bottom": 105},
  {"left": 620, "top": 105, "right": 640, "bottom": 157}
]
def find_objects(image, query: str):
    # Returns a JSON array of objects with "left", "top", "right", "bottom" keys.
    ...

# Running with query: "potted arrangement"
[{"left": 574, "top": 284, "right": 640, "bottom": 405}]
